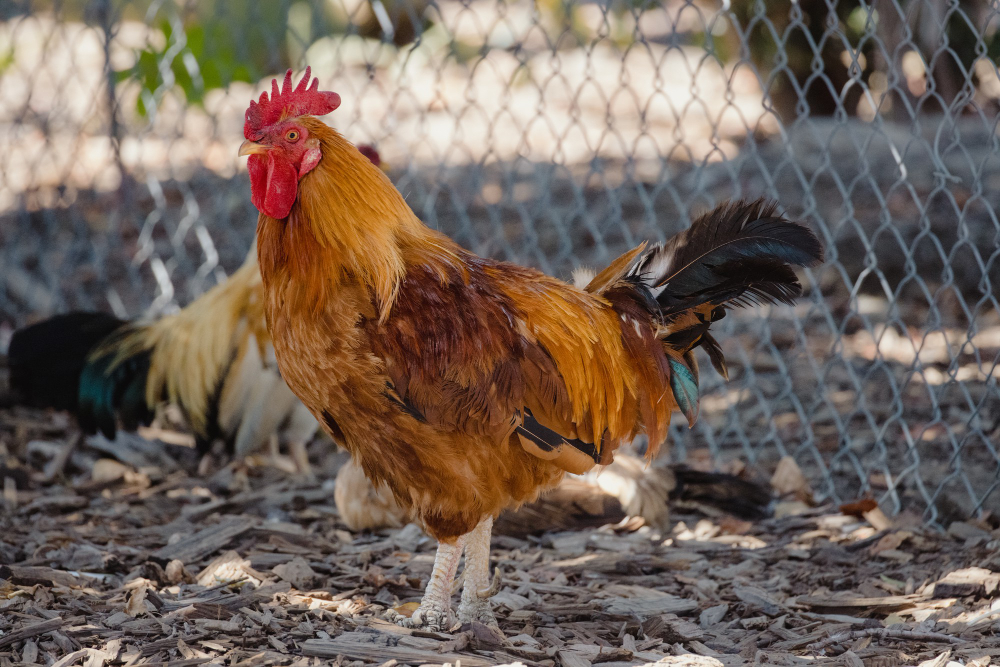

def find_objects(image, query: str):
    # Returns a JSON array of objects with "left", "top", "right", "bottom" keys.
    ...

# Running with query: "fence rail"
[{"left": 1, "top": 0, "right": 998, "bottom": 525}]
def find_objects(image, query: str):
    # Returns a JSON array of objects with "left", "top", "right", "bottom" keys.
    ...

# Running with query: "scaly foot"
[
  {"left": 385, "top": 603, "right": 455, "bottom": 632},
  {"left": 387, "top": 537, "right": 466, "bottom": 632},
  {"left": 457, "top": 594, "right": 497, "bottom": 627},
  {"left": 459, "top": 525, "right": 502, "bottom": 628}
]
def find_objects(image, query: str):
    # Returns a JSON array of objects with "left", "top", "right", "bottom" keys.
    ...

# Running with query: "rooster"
[{"left": 238, "top": 68, "right": 823, "bottom": 630}]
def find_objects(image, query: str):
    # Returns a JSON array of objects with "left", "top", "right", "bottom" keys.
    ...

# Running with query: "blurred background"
[{"left": 0, "top": 0, "right": 997, "bottom": 525}]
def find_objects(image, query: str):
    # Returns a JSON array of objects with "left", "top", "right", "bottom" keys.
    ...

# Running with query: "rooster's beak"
[{"left": 238, "top": 140, "right": 268, "bottom": 157}]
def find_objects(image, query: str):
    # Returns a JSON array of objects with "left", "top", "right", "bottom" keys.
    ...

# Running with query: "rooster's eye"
[{"left": 286, "top": 130, "right": 300, "bottom": 142}]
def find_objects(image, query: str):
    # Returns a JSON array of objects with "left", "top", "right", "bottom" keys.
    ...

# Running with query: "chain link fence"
[{"left": 1, "top": 0, "right": 998, "bottom": 526}]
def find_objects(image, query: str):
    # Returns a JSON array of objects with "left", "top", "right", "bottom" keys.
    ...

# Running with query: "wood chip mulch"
[{"left": 2, "top": 406, "right": 1000, "bottom": 667}]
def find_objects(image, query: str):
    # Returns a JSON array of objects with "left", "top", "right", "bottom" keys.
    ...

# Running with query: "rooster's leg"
[
  {"left": 389, "top": 535, "right": 466, "bottom": 631},
  {"left": 457, "top": 516, "right": 500, "bottom": 627}
]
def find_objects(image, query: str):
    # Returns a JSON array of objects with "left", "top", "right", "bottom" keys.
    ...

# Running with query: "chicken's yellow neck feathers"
[
  {"left": 114, "top": 248, "right": 265, "bottom": 436},
  {"left": 146, "top": 248, "right": 270, "bottom": 434}
]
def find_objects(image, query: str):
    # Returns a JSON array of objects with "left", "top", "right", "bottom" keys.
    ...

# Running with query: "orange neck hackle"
[{"left": 255, "top": 119, "right": 422, "bottom": 319}]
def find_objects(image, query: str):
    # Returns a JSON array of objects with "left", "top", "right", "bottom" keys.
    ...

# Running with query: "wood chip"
[
  {"left": 153, "top": 516, "right": 258, "bottom": 563},
  {"left": 271, "top": 556, "right": 317, "bottom": 589},
  {"left": 124, "top": 583, "right": 149, "bottom": 617},
  {"left": 0, "top": 617, "right": 65, "bottom": 648},
  {"left": 599, "top": 592, "right": 699, "bottom": 617},
  {"left": 862, "top": 507, "right": 893, "bottom": 531},
  {"left": 798, "top": 594, "right": 923, "bottom": 612},
  {"left": 932, "top": 567, "right": 1000, "bottom": 599},
  {"left": 733, "top": 584, "right": 784, "bottom": 616},
  {"left": 556, "top": 649, "right": 593, "bottom": 667},
  {"left": 300, "top": 635, "right": 492, "bottom": 666}
]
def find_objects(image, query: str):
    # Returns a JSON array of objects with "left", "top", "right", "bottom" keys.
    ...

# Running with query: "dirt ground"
[{"left": 2, "top": 405, "right": 1000, "bottom": 667}]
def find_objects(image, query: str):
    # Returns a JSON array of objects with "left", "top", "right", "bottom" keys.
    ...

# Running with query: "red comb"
[{"left": 244, "top": 67, "right": 341, "bottom": 140}]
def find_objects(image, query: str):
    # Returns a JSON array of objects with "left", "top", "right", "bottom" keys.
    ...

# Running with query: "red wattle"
[
  {"left": 248, "top": 152, "right": 299, "bottom": 219},
  {"left": 248, "top": 154, "right": 268, "bottom": 212}
]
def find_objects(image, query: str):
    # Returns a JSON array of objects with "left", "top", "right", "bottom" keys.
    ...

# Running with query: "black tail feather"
[
  {"left": 8, "top": 312, "right": 154, "bottom": 439},
  {"left": 637, "top": 198, "right": 824, "bottom": 318},
  {"left": 8, "top": 312, "right": 126, "bottom": 413},
  {"left": 699, "top": 332, "right": 728, "bottom": 380},
  {"left": 77, "top": 329, "right": 154, "bottom": 440},
  {"left": 632, "top": 199, "right": 823, "bottom": 413}
]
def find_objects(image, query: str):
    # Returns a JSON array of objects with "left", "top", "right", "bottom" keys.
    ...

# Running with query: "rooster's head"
[{"left": 239, "top": 67, "right": 341, "bottom": 219}]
